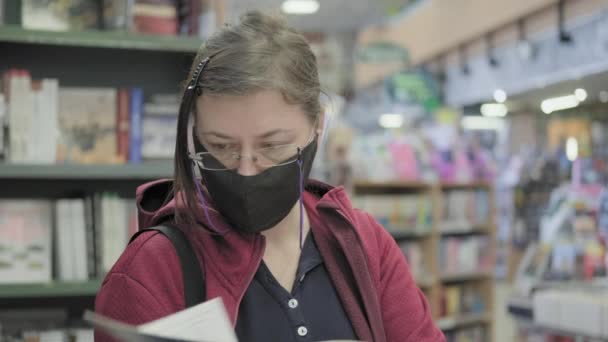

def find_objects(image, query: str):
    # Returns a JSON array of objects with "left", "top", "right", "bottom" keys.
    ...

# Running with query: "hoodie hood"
[{"left": 135, "top": 178, "right": 353, "bottom": 235}]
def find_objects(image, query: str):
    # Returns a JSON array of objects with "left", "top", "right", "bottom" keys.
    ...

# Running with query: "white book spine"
[
  {"left": 40, "top": 79, "right": 59, "bottom": 163},
  {"left": 72, "top": 199, "right": 88, "bottom": 281},
  {"left": 55, "top": 200, "right": 74, "bottom": 281}
]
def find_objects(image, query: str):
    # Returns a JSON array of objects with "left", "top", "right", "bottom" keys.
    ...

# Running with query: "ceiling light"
[
  {"left": 378, "top": 113, "right": 404, "bottom": 128},
  {"left": 541, "top": 95, "right": 579, "bottom": 114},
  {"left": 481, "top": 103, "right": 508, "bottom": 117},
  {"left": 600, "top": 90, "right": 608, "bottom": 103},
  {"left": 493, "top": 89, "right": 507, "bottom": 103},
  {"left": 566, "top": 137, "right": 578, "bottom": 161},
  {"left": 461, "top": 116, "right": 506, "bottom": 131},
  {"left": 281, "top": 0, "right": 320, "bottom": 15},
  {"left": 574, "top": 88, "right": 588, "bottom": 102}
]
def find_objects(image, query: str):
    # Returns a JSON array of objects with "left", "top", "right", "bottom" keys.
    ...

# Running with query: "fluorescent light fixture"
[
  {"left": 493, "top": 89, "right": 507, "bottom": 103},
  {"left": 541, "top": 95, "right": 579, "bottom": 114},
  {"left": 566, "top": 137, "right": 578, "bottom": 161},
  {"left": 379, "top": 113, "right": 404, "bottom": 128},
  {"left": 281, "top": 0, "right": 320, "bottom": 15},
  {"left": 461, "top": 116, "right": 505, "bottom": 131},
  {"left": 574, "top": 88, "right": 588, "bottom": 102},
  {"left": 481, "top": 103, "right": 508, "bottom": 117},
  {"left": 600, "top": 90, "right": 608, "bottom": 103}
]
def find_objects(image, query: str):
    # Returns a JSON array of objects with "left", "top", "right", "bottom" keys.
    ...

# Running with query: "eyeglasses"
[{"left": 190, "top": 128, "right": 316, "bottom": 171}]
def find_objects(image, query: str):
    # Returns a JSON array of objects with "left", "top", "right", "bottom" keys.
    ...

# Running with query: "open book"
[{"left": 85, "top": 297, "right": 359, "bottom": 342}]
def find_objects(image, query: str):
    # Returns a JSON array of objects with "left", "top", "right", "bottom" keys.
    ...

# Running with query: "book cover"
[
  {"left": 129, "top": 88, "right": 144, "bottom": 163},
  {"left": 142, "top": 115, "right": 177, "bottom": 159},
  {"left": 57, "top": 87, "right": 119, "bottom": 164},
  {"left": 0, "top": 200, "right": 52, "bottom": 284}
]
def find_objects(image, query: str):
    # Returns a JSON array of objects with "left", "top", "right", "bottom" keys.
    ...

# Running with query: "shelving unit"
[
  {"left": 0, "top": 5, "right": 196, "bottom": 323},
  {"left": 353, "top": 180, "right": 496, "bottom": 341}
]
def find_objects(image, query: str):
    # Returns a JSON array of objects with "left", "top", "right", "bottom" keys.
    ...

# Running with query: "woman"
[{"left": 95, "top": 11, "right": 444, "bottom": 342}]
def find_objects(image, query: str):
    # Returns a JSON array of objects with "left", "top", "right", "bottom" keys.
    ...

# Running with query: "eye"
[
  {"left": 208, "top": 143, "right": 236, "bottom": 151},
  {"left": 259, "top": 141, "right": 289, "bottom": 149}
]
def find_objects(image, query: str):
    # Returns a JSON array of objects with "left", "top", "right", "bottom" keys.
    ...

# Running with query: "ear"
[{"left": 316, "top": 110, "right": 325, "bottom": 136}]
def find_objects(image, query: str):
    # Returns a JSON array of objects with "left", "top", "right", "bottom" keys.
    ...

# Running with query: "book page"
[{"left": 138, "top": 297, "right": 237, "bottom": 342}]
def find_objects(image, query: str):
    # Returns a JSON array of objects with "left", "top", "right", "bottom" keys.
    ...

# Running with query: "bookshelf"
[
  {"left": 0, "top": 1, "right": 197, "bottom": 324},
  {"left": 353, "top": 180, "right": 496, "bottom": 341}
]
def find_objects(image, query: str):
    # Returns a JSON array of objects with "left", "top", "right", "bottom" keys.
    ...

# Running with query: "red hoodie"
[{"left": 95, "top": 179, "right": 445, "bottom": 342}]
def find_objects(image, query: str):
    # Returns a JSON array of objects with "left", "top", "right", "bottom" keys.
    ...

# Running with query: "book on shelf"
[
  {"left": 132, "top": 0, "right": 178, "bottom": 36},
  {"left": 0, "top": 200, "right": 53, "bottom": 284},
  {"left": 22, "top": 0, "right": 100, "bottom": 31},
  {"left": 129, "top": 87, "right": 144, "bottom": 163},
  {"left": 0, "top": 308, "right": 96, "bottom": 341},
  {"left": 142, "top": 93, "right": 179, "bottom": 159},
  {"left": 398, "top": 241, "right": 430, "bottom": 284},
  {"left": 440, "top": 190, "right": 490, "bottom": 232},
  {"left": 443, "top": 326, "right": 485, "bottom": 342},
  {"left": 440, "top": 283, "right": 486, "bottom": 319},
  {"left": 353, "top": 194, "right": 432, "bottom": 234},
  {"left": 57, "top": 87, "right": 119, "bottom": 164},
  {"left": 0, "top": 93, "right": 6, "bottom": 160},
  {"left": 439, "top": 236, "right": 492, "bottom": 275}
]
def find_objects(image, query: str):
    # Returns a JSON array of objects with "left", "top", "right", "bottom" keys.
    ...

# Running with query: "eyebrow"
[{"left": 201, "top": 129, "right": 294, "bottom": 139}]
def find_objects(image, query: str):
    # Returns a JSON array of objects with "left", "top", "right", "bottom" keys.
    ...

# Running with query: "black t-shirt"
[{"left": 235, "top": 233, "right": 357, "bottom": 342}]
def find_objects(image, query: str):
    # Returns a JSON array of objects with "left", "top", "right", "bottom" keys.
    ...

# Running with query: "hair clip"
[{"left": 187, "top": 57, "right": 211, "bottom": 96}]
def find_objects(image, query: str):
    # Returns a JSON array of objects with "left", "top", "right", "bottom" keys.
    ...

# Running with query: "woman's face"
[{"left": 195, "top": 90, "right": 317, "bottom": 176}]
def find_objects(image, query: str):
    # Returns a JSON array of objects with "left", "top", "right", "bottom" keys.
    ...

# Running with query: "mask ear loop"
[
  {"left": 297, "top": 147, "right": 304, "bottom": 250},
  {"left": 188, "top": 110, "right": 220, "bottom": 233}
]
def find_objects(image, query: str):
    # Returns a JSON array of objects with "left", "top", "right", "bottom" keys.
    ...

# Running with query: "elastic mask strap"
[
  {"left": 297, "top": 147, "right": 304, "bottom": 250},
  {"left": 188, "top": 114, "right": 220, "bottom": 232}
]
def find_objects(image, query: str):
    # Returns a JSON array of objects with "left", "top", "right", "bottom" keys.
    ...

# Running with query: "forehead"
[{"left": 195, "top": 90, "right": 311, "bottom": 136}]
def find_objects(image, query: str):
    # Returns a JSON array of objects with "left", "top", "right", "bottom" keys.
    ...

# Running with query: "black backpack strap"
[{"left": 129, "top": 224, "right": 205, "bottom": 307}]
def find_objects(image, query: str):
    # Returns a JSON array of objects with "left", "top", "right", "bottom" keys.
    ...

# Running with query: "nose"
[{"left": 237, "top": 156, "right": 259, "bottom": 176}]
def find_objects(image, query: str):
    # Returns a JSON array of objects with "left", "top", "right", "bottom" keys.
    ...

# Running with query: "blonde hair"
[{"left": 174, "top": 11, "right": 322, "bottom": 223}]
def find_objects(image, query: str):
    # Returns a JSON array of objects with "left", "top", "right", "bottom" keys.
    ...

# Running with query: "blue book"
[{"left": 129, "top": 88, "right": 143, "bottom": 163}]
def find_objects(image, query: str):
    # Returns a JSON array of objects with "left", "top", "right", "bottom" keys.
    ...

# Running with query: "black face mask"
[{"left": 196, "top": 138, "right": 317, "bottom": 234}]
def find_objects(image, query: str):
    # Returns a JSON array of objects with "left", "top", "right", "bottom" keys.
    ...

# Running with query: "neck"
[{"left": 261, "top": 200, "right": 309, "bottom": 248}]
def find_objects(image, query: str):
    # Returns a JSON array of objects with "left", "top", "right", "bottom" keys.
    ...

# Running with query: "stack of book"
[
  {"left": 0, "top": 195, "right": 136, "bottom": 285},
  {"left": 1, "top": 69, "right": 180, "bottom": 165}
]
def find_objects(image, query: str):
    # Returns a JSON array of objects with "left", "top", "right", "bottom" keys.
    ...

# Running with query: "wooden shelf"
[
  {"left": 353, "top": 180, "right": 432, "bottom": 190},
  {"left": 436, "top": 313, "right": 491, "bottom": 330},
  {"left": 440, "top": 271, "right": 493, "bottom": 283},
  {"left": 388, "top": 230, "right": 433, "bottom": 240},
  {"left": 440, "top": 224, "right": 491, "bottom": 236},
  {"left": 0, "top": 163, "right": 173, "bottom": 180},
  {"left": 0, "top": 25, "right": 204, "bottom": 52},
  {"left": 0, "top": 279, "right": 102, "bottom": 299},
  {"left": 440, "top": 181, "right": 491, "bottom": 190}
]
